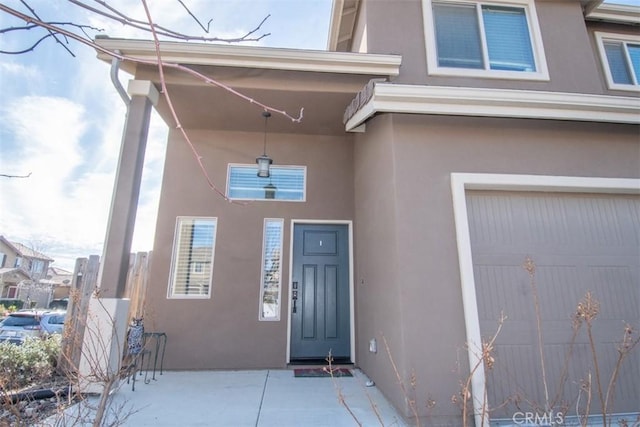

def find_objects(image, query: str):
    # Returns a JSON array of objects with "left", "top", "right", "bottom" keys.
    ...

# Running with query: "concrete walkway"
[{"left": 58, "top": 369, "right": 408, "bottom": 426}]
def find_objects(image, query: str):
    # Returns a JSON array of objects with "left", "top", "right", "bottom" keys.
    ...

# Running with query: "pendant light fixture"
[{"left": 256, "top": 111, "right": 273, "bottom": 178}]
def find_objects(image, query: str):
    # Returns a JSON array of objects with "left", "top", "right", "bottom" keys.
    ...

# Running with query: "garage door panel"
[
  {"left": 467, "top": 191, "right": 640, "bottom": 419},
  {"left": 468, "top": 192, "right": 640, "bottom": 249},
  {"left": 587, "top": 266, "right": 638, "bottom": 320},
  {"left": 474, "top": 265, "right": 530, "bottom": 322},
  {"left": 486, "top": 344, "right": 544, "bottom": 406}
]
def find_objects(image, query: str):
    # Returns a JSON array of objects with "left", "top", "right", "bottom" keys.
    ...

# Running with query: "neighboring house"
[
  {"left": 0, "top": 236, "right": 55, "bottom": 282},
  {"left": 0, "top": 236, "right": 55, "bottom": 300},
  {"left": 0, "top": 268, "right": 30, "bottom": 299},
  {"left": 45, "top": 266, "right": 73, "bottom": 300},
  {"left": 96, "top": 0, "right": 639, "bottom": 424}
]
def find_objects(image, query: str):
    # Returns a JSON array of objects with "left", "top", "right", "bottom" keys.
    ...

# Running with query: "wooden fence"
[
  {"left": 124, "top": 251, "right": 151, "bottom": 320},
  {"left": 59, "top": 252, "right": 152, "bottom": 373}
]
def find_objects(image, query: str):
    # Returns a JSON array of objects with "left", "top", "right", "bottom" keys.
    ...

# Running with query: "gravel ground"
[{"left": 0, "top": 375, "right": 79, "bottom": 426}]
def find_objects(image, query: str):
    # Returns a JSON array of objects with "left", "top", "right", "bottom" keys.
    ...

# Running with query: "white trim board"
[
  {"left": 286, "top": 219, "right": 356, "bottom": 366},
  {"left": 586, "top": 3, "right": 640, "bottom": 25},
  {"left": 96, "top": 38, "right": 401, "bottom": 77},
  {"left": 344, "top": 83, "right": 640, "bottom": 131},
  {"left": 449, "top": 173, "right": 640, "bottom": 427}
]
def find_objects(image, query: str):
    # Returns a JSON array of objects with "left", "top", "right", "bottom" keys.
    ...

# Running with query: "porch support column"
[
  {"left": 98, "top": 80, "right": 159, "bottom": 298},
  {"left": 78, "top": 80, "right": 159, "bottom": 394}
]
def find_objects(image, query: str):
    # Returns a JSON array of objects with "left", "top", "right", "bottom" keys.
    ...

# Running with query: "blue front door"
[{"left": 290, "top": 224, "right": 351, "bottom": 362}]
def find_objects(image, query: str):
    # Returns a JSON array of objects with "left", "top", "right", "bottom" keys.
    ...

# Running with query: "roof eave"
[
  {"left": 327, "top": 0, "right": 360, "bottom": 52},
  {"left": 345, "top": 84, "right": 640, "bottom": 132},
  {"left": 585, "top": 2, "right": 640, "bottom": 25},
  {"left": 94, "top": 37, "right": 401, "bottom": 78}
]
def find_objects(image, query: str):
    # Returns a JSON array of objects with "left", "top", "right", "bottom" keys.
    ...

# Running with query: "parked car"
[
  {"left": 0, "top": 310, "right": 66, "bottom": 345},
  {"left": 48, "top": 298, "right": 68, "bottom": 310},
  {"left": 40, "top": 311, "right": 66, "bottom": 335}
]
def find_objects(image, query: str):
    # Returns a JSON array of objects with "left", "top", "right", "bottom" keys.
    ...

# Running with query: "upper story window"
[
  {"left": 595, "top": 32, "right": 640, "bottom": 92},
  {"left": 31, "top": 259, "right": 45, "bottom": 275},
  {"left": 227, "top": 164, "right": 306, "bottom": 202},
  {"left": 167, "top": 217, "right": 217, "bottom": 299},
  {"left": 422, "top": 0, "right": 549, "bottom": 80}
]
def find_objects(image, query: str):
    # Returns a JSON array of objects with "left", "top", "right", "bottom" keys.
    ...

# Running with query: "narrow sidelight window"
[{"left": 259, "top": 219, "right": 284, "bottom": 321}]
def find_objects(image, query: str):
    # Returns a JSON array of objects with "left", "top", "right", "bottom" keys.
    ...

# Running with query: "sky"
[{"left": 0, "top": 0, "right": 332, "bottom": 271}]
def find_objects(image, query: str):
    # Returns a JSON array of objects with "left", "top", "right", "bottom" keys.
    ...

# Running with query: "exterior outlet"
[{"left": 369, "top": 338, "right": 377, "bottom": 353}]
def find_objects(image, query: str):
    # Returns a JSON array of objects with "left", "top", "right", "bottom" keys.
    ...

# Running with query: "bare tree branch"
[
  {"left": 177, "top": 0, "right": 212, "bottom": 33},
  {"left": 0, "top": 33, "right": 51, "bottom": 54},
  {"left": 0, "top": 172, "right": 32, "bottom": 179},
  {"left": 66, "top": 0, "right": 270, "bottom": 43},
  {"left": 0, "top": 22, "right": 103, "bottom": 35},
  {"left": 19, "top": 0, "right": 76, "bottom": 57},
  {"left": 0, "top": 2, "right": 303, "bottom": 123}
]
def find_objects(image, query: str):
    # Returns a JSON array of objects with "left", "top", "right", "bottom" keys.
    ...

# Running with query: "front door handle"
[{"left": 292, "top": 282, "right": 298, "bottom": 313}]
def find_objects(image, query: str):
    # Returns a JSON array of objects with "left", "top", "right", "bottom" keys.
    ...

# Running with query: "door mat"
[{"left": 294, "top": 368, "right": 352, "bottom": 378}]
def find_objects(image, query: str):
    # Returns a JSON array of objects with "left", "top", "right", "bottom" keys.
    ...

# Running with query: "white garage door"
[{"left": 466, "top": 190, "right": 639, "bottom": 423}]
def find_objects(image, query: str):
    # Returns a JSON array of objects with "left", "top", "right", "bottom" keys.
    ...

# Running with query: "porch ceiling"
[
  {"left": 94, "top": 38, "right": 401, "bottom": 135},
  {"left": 155, "top": 82, "right": 359, "bottom": 135},
  {"left": 130, "top": 62, "right": 384, "bottom": 135}
]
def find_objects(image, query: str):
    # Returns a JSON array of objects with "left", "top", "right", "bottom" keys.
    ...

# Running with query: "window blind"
[
  {"left": 228, "top": 165, "right": 305, "bottom": 201},
  {"left": 482, "top": 6, "right": 535, "bottom": 71},
  {"left": 169, "top": 217, "right": 217, "bottom": 297},
  {"left": 433, "top": 3, "right": 484, "bottom": 69},
  {"left": 604, "top": 42, "right": 633, "bottom": 84}
]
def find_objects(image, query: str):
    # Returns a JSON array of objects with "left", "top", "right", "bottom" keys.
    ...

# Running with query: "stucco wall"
[
  {"left": 353, "top": 114, "right": 409, "bottom": 413},
  {"left": 0, "top": 240, "right": 17, "bottom": 270},
  {"left": 353, "top": 112, "right": 639, "bottom": 423},
  {"left": 360, "top": 0, "right": 630, "bottom": 96},
  {"left": 145, "top": 128, "right": 355, "bottom": 369}
]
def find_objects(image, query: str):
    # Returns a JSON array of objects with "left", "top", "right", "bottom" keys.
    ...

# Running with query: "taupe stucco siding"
[
  {"left": 360, "top": 0, "right": 634, "bottom": 97},
  {"left": 351, "top": 113, "right": 639, "bottom": 423},
  {"left": 145, "top": 129, "right": 355, "bottom": 370},
  {"left": 353, "top": 114, "right": 409, "bottom": 413}
]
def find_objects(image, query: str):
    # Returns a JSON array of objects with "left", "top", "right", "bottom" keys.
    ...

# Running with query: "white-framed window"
[
  {"left": 192, "top": 262, "right": 205, "bottom": 273},
  {"left": 167, "top": 217, "right": 217, "bottom": 299},
  {"left": 422, "top": 0, "right": 549, "bottom": 80},
  {"left": 227, "top": 164, "right": 306, "bottom": 202},
  {"left": 31, "top": 259, "right": 45, "bottom": 275},
  {"left": 259, "top": 218, "right": 284, "bottom": 321},
  {"left": 595, "top": 32, "right": 640, "bottom": 92}
]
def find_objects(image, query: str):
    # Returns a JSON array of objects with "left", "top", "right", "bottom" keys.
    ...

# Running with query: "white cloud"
[
  {"left": 3, "top": 96, "right": 85, "bottom": 165},
  {"left": 0, "top": 91, "right": 165, "bottom": 269},
  {"left": 0, "top": 61, "right": 38, "bottom": 78},
  {"left": 0, "top": 96, "right": 104, "bottom": 268}
]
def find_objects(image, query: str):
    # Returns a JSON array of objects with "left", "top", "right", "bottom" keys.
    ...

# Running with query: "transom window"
[
  {"left": 227, "top": 164, "right": 306, "bottom": 201},
  {"left": 422, "top": 0, "right": 549, "bottom": 80},
  {"left": 167, "top": 217, "right": 217, "bottom": 299},
  {"left": 595, "top": 32, "right": 640, "bottom": 92}
]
